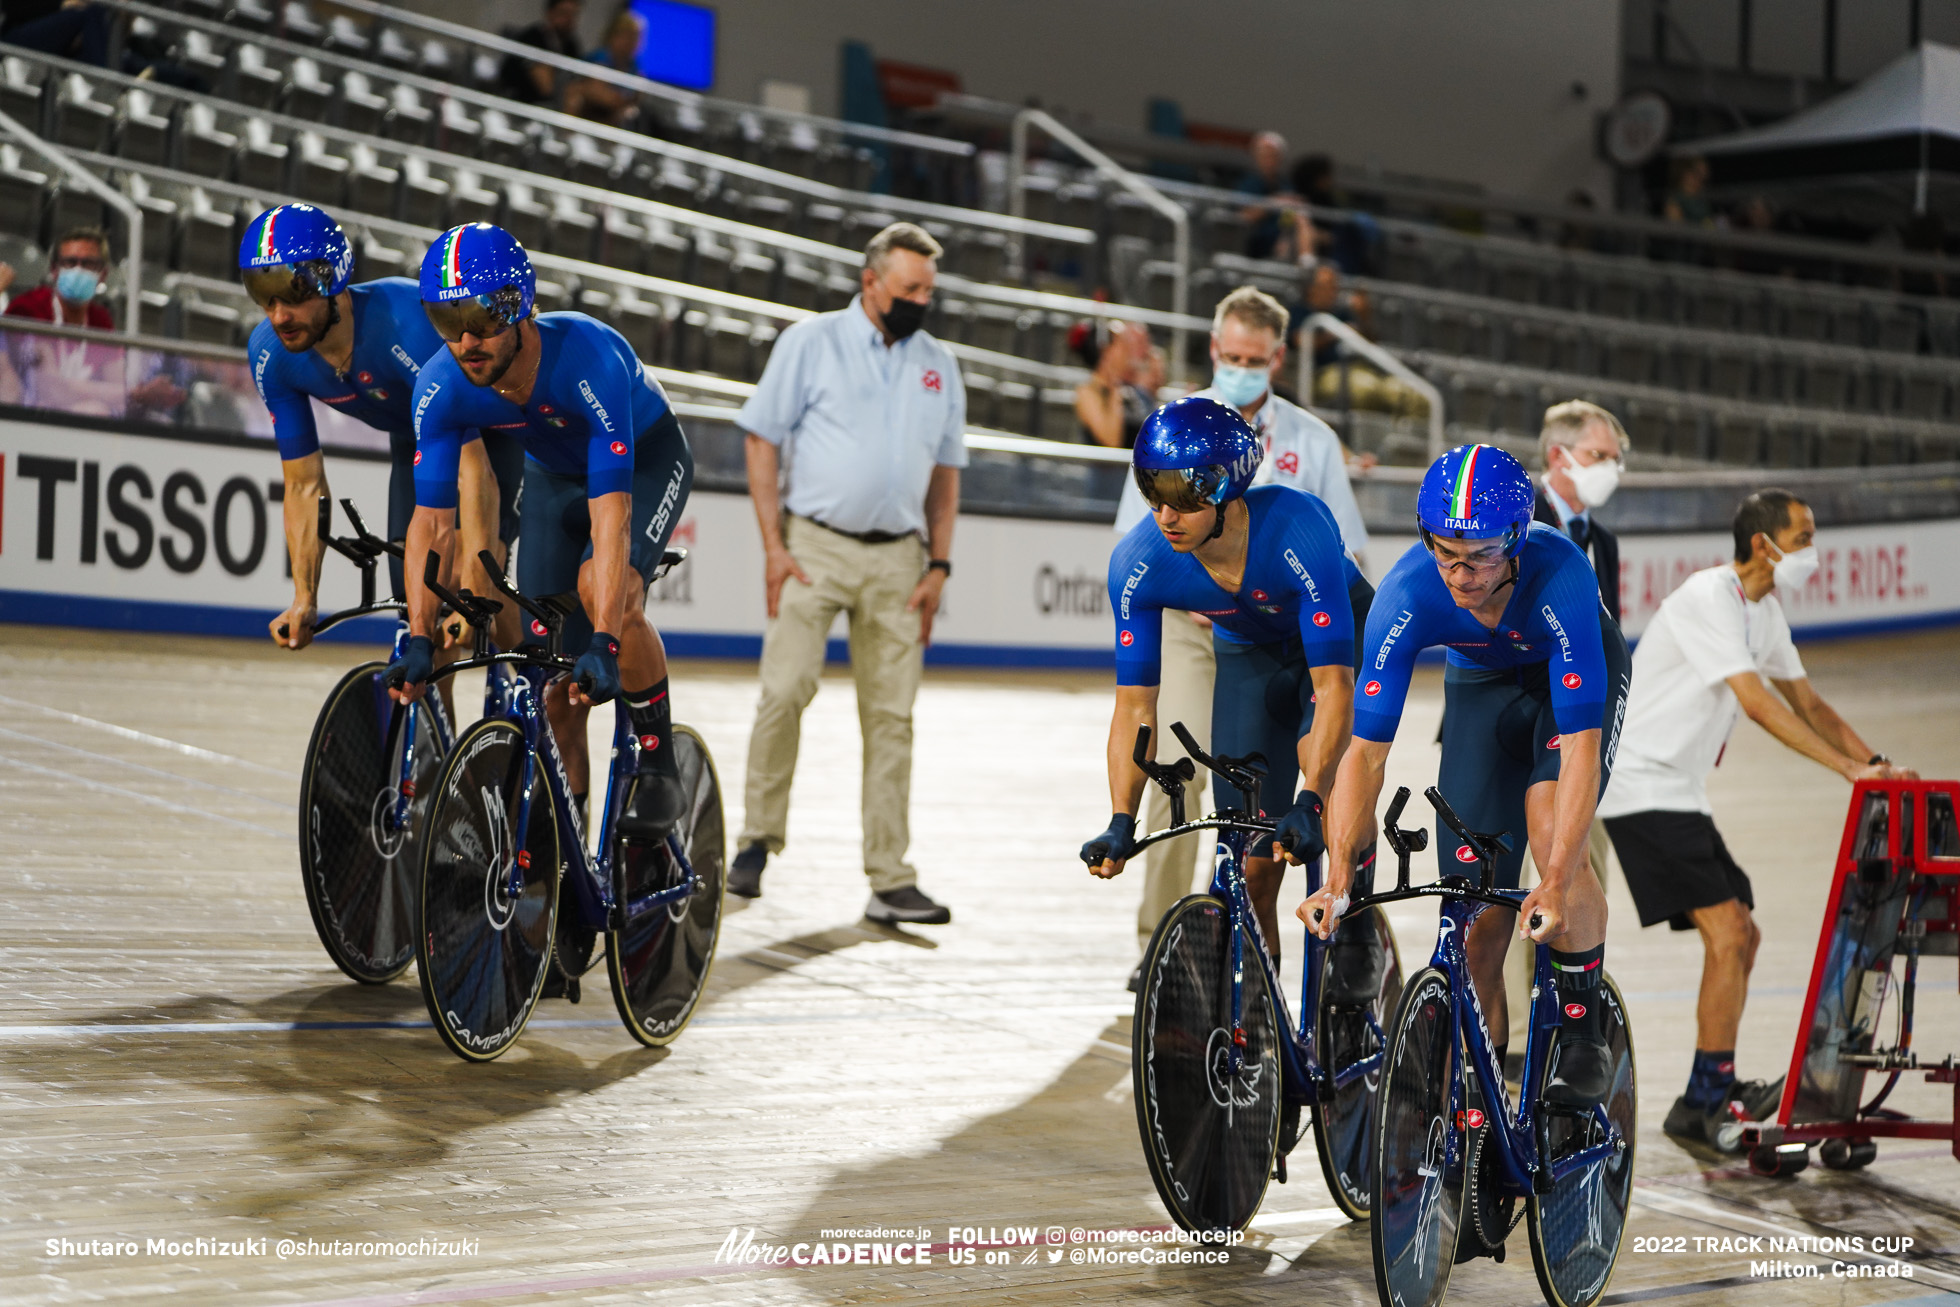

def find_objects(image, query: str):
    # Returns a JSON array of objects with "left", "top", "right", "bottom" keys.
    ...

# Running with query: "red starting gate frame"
[{"left": 1743, "top": 779, "right": 1959, "bottom": 1177}]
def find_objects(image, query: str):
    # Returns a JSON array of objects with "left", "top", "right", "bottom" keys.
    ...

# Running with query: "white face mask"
[
  {"left": 1766, "top": 539, "right": 1820, "bottom": 592},
  {"left": 1210, "top": 363, "right": 1270, "bottom": 409},
  {"left": 1563, "top": 454, "right": 1622, "bottom": 508}
]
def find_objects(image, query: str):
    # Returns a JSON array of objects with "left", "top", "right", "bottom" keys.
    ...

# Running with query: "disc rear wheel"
[
  {"left": 1526, "top": 974, "right": 1635, "bottom": 1307},
  {"left": 1312, "top": 905, "right": 1403, "bottom": 1220},
  {"left": 1132, "top": 894, "right": 1282, "bottom": 1236},
  {"left": 416, "top": 720, "right": 559, "bottom": 1062},
  {"left": 297, "top": 661, "right": 446, "bottom": 984},
  {"left": 608, "top": 725, "right": 726, "bottom": 1046}
]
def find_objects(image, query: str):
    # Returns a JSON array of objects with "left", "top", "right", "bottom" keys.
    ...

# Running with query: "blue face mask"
[
  {"left": 1210, "top": 362, "right": 1270, "bottom": 409},
  {"left": 54, "top": 266, "right": 101, "bottom": 304}
]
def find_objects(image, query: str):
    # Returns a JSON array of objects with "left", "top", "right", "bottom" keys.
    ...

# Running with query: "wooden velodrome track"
[{"left": 4, "top": 623, "right": 1958, "bottom": 1306}]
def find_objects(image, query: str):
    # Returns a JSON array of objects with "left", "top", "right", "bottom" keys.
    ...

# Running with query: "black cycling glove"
[
  {"left": 574, "top": 633, "right": 622, "bottom": 703},
  {"left": 386, "top": 635, "right": 434, "bottom": 692},
  {"left": 1080, "top": 813, "right": 1138, "bottom": 868},
  {"left": 1275, "top": 789, "right": 1325, "bottom": 863}
]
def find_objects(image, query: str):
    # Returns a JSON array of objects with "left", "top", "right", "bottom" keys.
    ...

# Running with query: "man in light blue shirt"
[{"left": 733, "top": 222, "right": 967, "bottom": 925}]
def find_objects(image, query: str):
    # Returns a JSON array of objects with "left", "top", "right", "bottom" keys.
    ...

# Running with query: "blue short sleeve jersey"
[
  {"left": 1354, "top": 522, "right": 1609, "bottom": 743},
  {"left": 411, "top": 312, "right": 672, "bottom": 511},
  {"left": 248, "top": 278, "right": 444, "bottom": 460},
  {"left": 1108, "top": 485, "right": 1354, "bottom": 686}
]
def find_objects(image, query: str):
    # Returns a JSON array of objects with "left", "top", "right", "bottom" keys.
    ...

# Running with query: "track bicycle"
[
  {"left": 1127, "top": 720, "right": 1404, "bottom": 1234},
  {"left": 1346, "top": 786, "right": 1635, "bottom": 1307},
  {"left": 293, "top": 497, "right": 514, "bottom": 984},
  {"left": 411, "top": 549, "right": 726, "bottom": 1062}
]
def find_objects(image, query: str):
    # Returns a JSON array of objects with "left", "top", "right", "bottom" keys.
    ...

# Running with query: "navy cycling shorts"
[
  {"left": 384, "top": 428, "right": 522, "bottom": 600},
  {"left": 1433, "top": 607, "right": 1631, "bottom": 888},
  {"left": 1209, "top": 569, "right": 1376, "bottom": 858},
  {"left": 515, "top": 410, "right": 693, "bottom": 657}
]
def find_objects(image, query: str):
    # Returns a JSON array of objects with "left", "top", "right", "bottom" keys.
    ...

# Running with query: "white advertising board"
[{"left": 3, "top": 420, "right": 1957, "bottom": 661}]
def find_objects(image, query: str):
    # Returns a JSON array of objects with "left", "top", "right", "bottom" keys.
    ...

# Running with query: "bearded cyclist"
[
  {"left": 241, "top": 204, "right": 521, "bottom": 648},
  {"left": 389, "top": 222, "right": 694, "bottom": 836},
  {"left": 1302, "top": 444, "right": 1632, "bottom": 1110},
  {"left": 1081, "top": 397, "right": 1379, "bottom": 988}
]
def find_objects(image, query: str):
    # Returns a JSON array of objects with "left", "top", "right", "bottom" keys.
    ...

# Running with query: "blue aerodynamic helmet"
[
  {"left": 418, "top": 222, "right": 536, "bottom": 341},
  {"left": 1416, "top": 443, "right": 1536, "bottom": 557},
  {"left": 1132, "top": 396, "right": 1261, "bottom": 515},
  {"left": 237, "top": 204, "right": 354, "bottom": 307}
]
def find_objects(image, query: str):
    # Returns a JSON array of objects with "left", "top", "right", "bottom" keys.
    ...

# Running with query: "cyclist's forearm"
[
  {"left": 1324, "top": 740, "right": 1386, "bottom": 893},
  {"left": 280, "top": 453, "right": 330, "bottom": 604},
  {"left": 403, "top": 506, "right": 453, "bottom": 643},
  {"left": 586, "top": 491, "right": 634, "bottom": 634},
  {"left": 1298, "top": 665, "right": 1353, "bottom": 801},
  {"left": 1106, "top": 686, "right": 1157, "bottom": 816},
  {"left": 1544, "top": 730, "right": 1600, "bottom": 883}
]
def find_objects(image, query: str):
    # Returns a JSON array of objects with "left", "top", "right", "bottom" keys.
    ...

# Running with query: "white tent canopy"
[{"left": 1692, "top": 41, "right": 1960, "bottom": 156}]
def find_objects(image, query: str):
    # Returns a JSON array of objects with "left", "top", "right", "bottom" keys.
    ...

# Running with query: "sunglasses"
[
  {"left": 1134, "top": 465, "right": 1228, "bottom": 514},
  {"left": 241, "top": 261, "right": 333, "bottom": 309},
  {"left": 423, "top": 289, "right": 525, "bottom": 344}
]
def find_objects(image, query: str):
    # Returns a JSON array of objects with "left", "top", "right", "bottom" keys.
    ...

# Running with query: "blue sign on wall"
[{"left": 628, "top": 0, "right": 715, "bottom": 90}]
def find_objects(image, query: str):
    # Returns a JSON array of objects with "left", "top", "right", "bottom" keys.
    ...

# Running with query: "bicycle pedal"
[
  {"left": 1273, "top": 1154, "right": 1287, "bottom": 1184},
  {"left": 566, "top": 976, "right": 580, "bottom": 1005}
]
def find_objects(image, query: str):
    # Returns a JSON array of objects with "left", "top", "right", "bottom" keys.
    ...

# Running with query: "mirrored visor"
[
  {"left": 422, "top": 294, "right": 518, "bottom": 344},
  {"left": 1133, "top": 464, "right": 1227, "bottom": 514},
  {"left": 241, "top": 263, "right": 326, "bottom": 309}
]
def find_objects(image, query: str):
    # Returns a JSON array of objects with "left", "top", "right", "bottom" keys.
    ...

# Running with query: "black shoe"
[
  {"left": 1127, "top": 962, "right": 1144, "bottom": 993},
  {"left": 619, "top": 772, "right": 688, "bottom": 841},
  {"left": 728, "top": 842, "right": 767, "bottom": 899},
  {"left": 1543, "top": 1036, "right": 1613, "bottom": 1110},
  {"left": 1323, "top": 920, "right": 1385, "bottom": 1006},
  {"left": 865, "top": 884, "right": 951, "bottom": 925},
  {"left": 1731, "top": 1076, "right": 1786, "bottom": 1123},
  {"left": 1663, "top": 1078, "right": 1784, "bottom": 1155}
]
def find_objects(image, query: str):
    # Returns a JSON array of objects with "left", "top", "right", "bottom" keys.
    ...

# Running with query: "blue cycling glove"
[
  {"left": 386, "top": 635, "right": 434, "bottom": 692},
  {"left": 1275, "top": 789, "right": 1325, "bottom": 863},
  {"left": 1080, "top": 813, "right": 1138, "bottom": 868},
  {"left": 574, "top": 633, "right": 621, "bottom": 704}
]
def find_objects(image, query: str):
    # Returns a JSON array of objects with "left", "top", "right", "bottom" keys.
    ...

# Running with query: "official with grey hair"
[{"left": 731, "top": 222, "right": 967, "bottom": 924}]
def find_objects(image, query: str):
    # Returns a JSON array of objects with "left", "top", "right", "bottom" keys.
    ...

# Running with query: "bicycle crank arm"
[{"left": 606, "top": 831, "right": 701, "bottom": 930}]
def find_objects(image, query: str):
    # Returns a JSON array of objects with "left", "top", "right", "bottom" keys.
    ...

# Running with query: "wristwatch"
[{"left": 927, "top": 559, "right": 952, "bottom": 578}]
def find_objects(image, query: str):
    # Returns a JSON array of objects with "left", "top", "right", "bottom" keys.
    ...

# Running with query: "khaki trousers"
[
  {"left": 740, "top": 516, "right": 926, "bottom": 893},
  {"left": 1136, "top": 613, "right": 1217, "bottom": 953},
  {"left": 1504, "top": 821, "right": 1612, "bottom": 1047}
]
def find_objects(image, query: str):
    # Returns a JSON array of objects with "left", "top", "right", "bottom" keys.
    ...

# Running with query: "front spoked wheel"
[
  {"left": 1313, "top": 905, "right": 1403, "bottom": 1220},
  {"left": 608, "top": 725, "right": 726, "bottom": 1046},
  {"left": 416, "top": 719, "right": 560, "bottom": 1062},
  {"left": 297, "top": 661, "right": 448, "bottom": 984},
  {"left": 1372, "top": 967, "right": 1463, "bottom": 1307},
  {"left": 1527, "top": 974, "right": 1636, "bottom": 1307},
  {"left": 1133, "top": 894, "right": 1282, "bottom": 1237}
]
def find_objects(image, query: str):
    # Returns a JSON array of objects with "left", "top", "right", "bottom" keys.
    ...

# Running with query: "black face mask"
[{"left": 880, "top": 295, "right": 929, "bottom": 342}]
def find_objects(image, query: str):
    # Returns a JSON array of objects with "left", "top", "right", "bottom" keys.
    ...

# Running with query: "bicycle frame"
[
  {"left": 423, "top": 548, "right": 700, "bottom": 937},
  {"left": 1349, "top": 787, "right": 1621, "bottom": 1199}
]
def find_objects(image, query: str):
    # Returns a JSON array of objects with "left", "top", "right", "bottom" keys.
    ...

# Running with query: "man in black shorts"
[{"left": 1598, "top": 490, "right": 1915, "bottom": 1152}]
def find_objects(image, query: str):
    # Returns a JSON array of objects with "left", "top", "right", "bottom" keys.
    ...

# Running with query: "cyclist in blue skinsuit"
[
  {"left": 1081, "top": 397, "right": 1375, "bottom": 976},
  {"left": 240, "top": 204, "right": 522, "bottom": 649},
  {"left": 389, "top": 223, "right": 694, "bottom": 835},
  {"left": 1302, "top": 443, "right": 1632, "bottom": 1109}
]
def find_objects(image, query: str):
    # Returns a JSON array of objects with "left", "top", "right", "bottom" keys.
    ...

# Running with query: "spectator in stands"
[
  {"left": 0, "top": 226, "right": 184, "bottom": 416},
  {"left": 1238, "top": 130, "right": 1314, "bottom": 263},
  {"left": 1290, "top": 153, "right": 1380, "bottom": 275},
  {"left": 1289, "top": 261, "right": 1424, "bottom": 420},
  {"left": 564, "top": 8, "right": 642, "bottom": 126},
  {"left": 1663, "top": 154, "right": 1713, "bottom": 226},
  {"left": 1131, "top": 338, "right": 1167, "bottom": 404},
  {"left": 499, "top": 0, "right": 583, "bottom": 105},
  {"left": 1599, "top": 489, "right": 1915, "bottom": 1151},
  {"left": 1071, "top": 317, "right": 1151, "bottom": 447},
  {"left": 0, "top": 0, "right": 110, "bottom": 68},
  {"left": 729, "top": 222, "right": 966, "bottom": 927},
  {"left": 1731, "top": 195, "right": 1798, "bottom": 279}
]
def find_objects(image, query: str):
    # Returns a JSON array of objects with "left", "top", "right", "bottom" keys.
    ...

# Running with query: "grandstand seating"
[{"left": 0, "top": 0, "right": 1951, "bottom": 471}]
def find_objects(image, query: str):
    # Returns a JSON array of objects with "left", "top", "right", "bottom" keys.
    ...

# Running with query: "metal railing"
[
  {"left": 250, "top": 0, "right": 970, "bottom": 158},
  {"left": 0, "top": 109, "right": 142, "bottom": 337},
  {"left": 1302, "top": 311, "right": 1444, "bottom": 461},
  {"left": 112, "top": 0, "right": 1089, "bottom": 251},
  {"left": 1008, "top": 108, "right": 1192, "bottom": 385}
]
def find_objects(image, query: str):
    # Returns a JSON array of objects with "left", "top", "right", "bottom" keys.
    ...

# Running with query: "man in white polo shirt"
[
  {"left": 1112, "top": 285, "right": 1371, "bottom": 988},
  {"left": 1600, "top": 488, "right": 1914, "bottom": 1151},
  {"left": 731, "top": 222, "right": 967, "bottom": 925}
]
